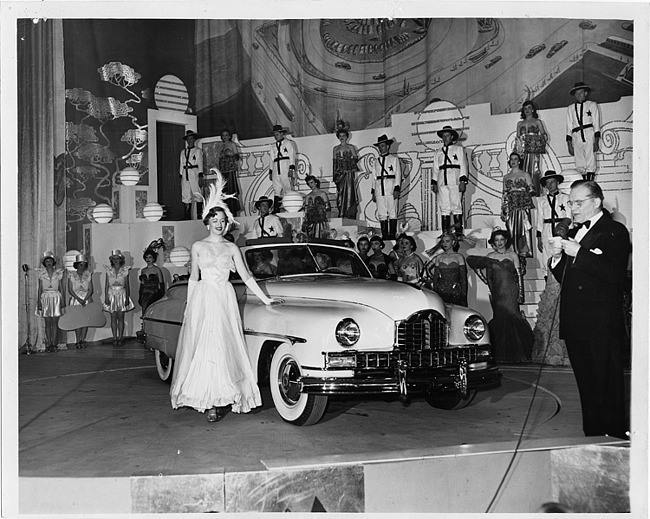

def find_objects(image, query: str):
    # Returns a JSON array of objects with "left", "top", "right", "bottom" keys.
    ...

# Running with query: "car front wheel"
[
  {"left": 155, "top": 350, "right": 174, "bottom": 383},
  {"left": 269, "top": 344, "right": 328, "bottom": 426}
]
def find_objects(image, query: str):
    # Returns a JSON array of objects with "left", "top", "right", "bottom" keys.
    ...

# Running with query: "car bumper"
[{"left": 299, "top": 351, "right": 500, "bottom": 398}]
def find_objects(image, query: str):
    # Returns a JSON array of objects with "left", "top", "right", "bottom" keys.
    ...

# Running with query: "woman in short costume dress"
[
  {"left": 170, "top": 175, "right": 282, "bottom": 423},
  {"left": 467, "top": 229, "right": 533, "bottom": 363},
  {"left": 501, "top": 151, "right": 535, "bottom": 269},
  {"left": 35, "top": 250, "right": 66, "bottom": 352},
  {"left": 138, "top": 240, "right": 166, "bottom": 314},
  {"left": 67, "top": 253, "right": 94, "bottom": 349},
  {"left": 103, "top": 249, "right": 134, "bottom": 346},
  {"left": 515, "top": 100, "right": 547, "bottom": 196},
  {"left": 301, "top": 175, "right": 330, "bottom": 240},
  {"left": 425, "top": 232, "right": 468, "bottom": 306},
  {"left": 332, "top": 128, "right": 359, "bottom": 219}
]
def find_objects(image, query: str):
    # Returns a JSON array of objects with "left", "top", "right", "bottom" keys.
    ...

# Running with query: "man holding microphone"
[{"left": 549, "top": 180, "right": 630, "bottom": 439}]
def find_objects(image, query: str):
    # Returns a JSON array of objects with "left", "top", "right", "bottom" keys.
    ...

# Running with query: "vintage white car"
[{"left": 141, "top": 242, "right": 500, "bottom": 425}]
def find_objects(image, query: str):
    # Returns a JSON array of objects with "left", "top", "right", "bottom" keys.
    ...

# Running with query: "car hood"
[{"left": 258, "top": 276, "right": 445, "bottom": 320}]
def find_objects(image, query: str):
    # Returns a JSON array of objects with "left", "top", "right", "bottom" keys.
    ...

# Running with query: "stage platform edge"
[{"left": 19, "top": 436, "right": 629, "bottom": 514}]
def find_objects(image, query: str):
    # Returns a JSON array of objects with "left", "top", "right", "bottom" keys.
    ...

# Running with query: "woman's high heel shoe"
[{"left": 207, "top": 408, "right": 218, "bottom": 423}]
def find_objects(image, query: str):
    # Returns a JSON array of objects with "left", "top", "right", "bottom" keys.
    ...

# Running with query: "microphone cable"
[{"left": 485, "top": 255, "right": 569, "bottom": 513}]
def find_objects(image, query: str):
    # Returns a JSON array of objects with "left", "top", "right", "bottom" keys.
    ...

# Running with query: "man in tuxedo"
[{"left": 550, "top": 180, "right": 630, "bottom": 439}]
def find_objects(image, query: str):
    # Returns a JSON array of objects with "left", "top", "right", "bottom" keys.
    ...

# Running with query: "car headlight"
[
  {"left": 463, "top": 315, "right": 486, "bottom": 341},
  {"left": 335, "top": 318, "right": 360, "bottom": 347}
]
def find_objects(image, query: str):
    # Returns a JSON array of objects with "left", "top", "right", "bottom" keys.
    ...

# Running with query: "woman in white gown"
[{"left": 170, "top": 171, "right": 282, "bottom": 422}]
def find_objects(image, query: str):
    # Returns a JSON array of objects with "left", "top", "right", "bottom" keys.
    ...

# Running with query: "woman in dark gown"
[
  {"left": 425, "top": 232, "right": 468, "bottom": 306},
  {"left": 467, "top": 229, "right": 533, "bottom": 363},
  {"left": 332, "top": 128, "right": 359, "bottom": 219},
  {"left": 138, "top": 241, "right": 166, "bottom": 314}
]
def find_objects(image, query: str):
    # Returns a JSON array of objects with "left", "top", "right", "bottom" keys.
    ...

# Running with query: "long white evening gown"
[{"left": 170, "top": 242, "right": 262, "bottom": 413}]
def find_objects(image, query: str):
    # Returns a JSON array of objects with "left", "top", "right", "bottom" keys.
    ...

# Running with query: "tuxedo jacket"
[{"left": 551, "top": 213, "right": 630, "bottom": 341}]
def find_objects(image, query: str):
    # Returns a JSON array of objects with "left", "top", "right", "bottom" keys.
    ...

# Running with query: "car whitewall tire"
[
  {"left": 155, "top": 349, "right": 174, "bottom": 383},
  {"left": 269, "top": 344, "right": 328, "bottom": 426}
]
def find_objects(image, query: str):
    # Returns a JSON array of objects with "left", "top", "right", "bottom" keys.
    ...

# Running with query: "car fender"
[{"left": 240, "top": 296, "right": 396, "bottom": 370}]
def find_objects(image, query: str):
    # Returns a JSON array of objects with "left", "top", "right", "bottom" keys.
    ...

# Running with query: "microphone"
[
  {"left": 22, "top": 264, "right": 30, "bottom": 272},
  {"left": 553, "top": 218, "right": 572, "bottom": 239}
]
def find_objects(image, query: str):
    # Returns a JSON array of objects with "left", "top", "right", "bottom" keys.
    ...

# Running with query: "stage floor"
[
  {"left": 15, "top": 338, "right": 633, "bottom": 514},
  {"left": 18, "top": 337, "right": 614, "bottom": 478}
]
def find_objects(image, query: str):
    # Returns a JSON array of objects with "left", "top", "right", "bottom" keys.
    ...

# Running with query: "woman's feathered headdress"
[
  {"left": 143, "top": 238, "right": 165, "bottom": 254},
  {"left": 199, "top": 168, "right": 238, "bottom": 225}
]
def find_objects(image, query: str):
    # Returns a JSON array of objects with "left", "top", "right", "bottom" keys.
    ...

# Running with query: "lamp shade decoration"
[
  {"left": 119, "top": 166, "right": 140, "bottom": 186},
  {"left": 169, "top": 246, "right": 191, "bottom": 267},
  {"left": 63, "top": 250, "right": 81, "bottom": 271},
  {"left": 281, "top": 191, "right": 304, "bottom": 213},
  {"left": 92, "top": 203, "right": 114, "bottom": 224},
  {"left": 142, "top": 202, "right": 164, "bottom": 222}
]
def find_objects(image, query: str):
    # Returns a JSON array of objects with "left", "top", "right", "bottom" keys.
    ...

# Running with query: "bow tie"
[{"left": 575, "top": 220, "right": 591, "bottom": 230}]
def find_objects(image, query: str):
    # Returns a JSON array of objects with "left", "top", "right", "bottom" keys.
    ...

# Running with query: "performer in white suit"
[
  {"left": 536, "top": 170, "right": 571, "bottom": 275},
  {"left": 431, "top": 126, "right": 468, "bottom": 234},
  {"left": 268, "top": 124, "right": 297, "bottom": 212},
  {"left": 370, "top": 134, "right": 401, "bottom": 240},
  {"left": 179, "top": 130, "right": 204, "bottom": 220},
  {"left": 566, "top": 82, "right": 601, "bottom": 181}
]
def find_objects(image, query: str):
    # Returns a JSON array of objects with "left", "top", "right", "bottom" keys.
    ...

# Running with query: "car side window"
[
  {"left": 277, "top": 248, "right": 316, "bottom": 275},
  {"left": 309, "top": 246, "right": 371, "bottom": 277},
  {"left": 245, "top": 249, "right": 278, "bottom": 279}
]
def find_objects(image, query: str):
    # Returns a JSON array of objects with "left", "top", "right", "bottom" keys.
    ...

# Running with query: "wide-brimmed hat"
[
  {"left": 254, "top": 196, "right": 274, "bottom": 211},
  {"left": 373, "top": 134, "right": 394, "bottom": 147},
  {"left": 271, "top": 124, "right": 288, "bottom": 134},
  {"left": 109, "top": 249, "right": 125, "bottom": 260},
  {"left": 539, "top": 170, "right": 565, "bottom": 186},
  {"left": 41, "top": 250, "right": 56, "bottom": 265},
  {"left": 436, "top": 125, "right": 459, "bottom": 141},
  {"left": 182, "top": 130, "right": 199, "bottom": 140},
  {"left": 569, "top": 82, "right": 592, "bottom": 96},
  {"left": 74, "top": 253, "right": 88, "bottom": 264}
]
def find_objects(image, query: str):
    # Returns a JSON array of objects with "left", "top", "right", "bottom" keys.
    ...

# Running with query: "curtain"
[{"left": 18, "top": 19, "right": 67, "bottom": 350}]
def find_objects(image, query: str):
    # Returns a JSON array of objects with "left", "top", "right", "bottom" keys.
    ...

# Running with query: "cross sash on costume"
[
  {"left": 258, "top": 216, "right": 269, "bottom": 237},
  {"left": 572, "top": 103, "right": 593, "bottom": 142},
  {"left": 439, "top": 145, "right": 461, "bottom": 185},
  {"left": 183, "top": 147, "right": 198, "bottom": 180},
  {"left": 546, "top": 194, "right": 558, "bottom": 227},
  {"left": 273, "top": 141, "right": 290, "bottom": 175},
  {"left": 377, "top": 155, "right": 395, "bottom": 196}
]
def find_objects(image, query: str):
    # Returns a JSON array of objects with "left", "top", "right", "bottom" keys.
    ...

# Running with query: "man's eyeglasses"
[{"left": 567, "top": 197, "right": 595, "bottom": 208}]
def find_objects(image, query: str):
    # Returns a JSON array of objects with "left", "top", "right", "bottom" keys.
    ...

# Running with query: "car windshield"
[{"left": 244, "top": 244, "right": 371, "bottom": 279}]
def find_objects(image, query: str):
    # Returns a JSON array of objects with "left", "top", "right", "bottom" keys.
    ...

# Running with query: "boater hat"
[
  {"left": 436, "top": 125, "right": 459, "bottom": 141},
  {"left": 254, "top": 195, "right": 274, "bottom": 211},
  {"left": 182, "top": 130, "right": 199, "bottom": 140},
  {"left": 74, "top": 253, "right": 88, "bottom": 264},
  {"left": 569, "top": 82, "right": 592, "bottom": 96},
  {"left": 539, "top": 170, "right": 564, "bottom": 186},
  {"left": 373, "top": 134, "right": 394, "bottom": 147}
]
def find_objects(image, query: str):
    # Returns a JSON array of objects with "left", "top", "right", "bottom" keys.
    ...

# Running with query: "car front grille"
[
  {"left": 395, "top": 310, "right": 448, "bottom": 351},
  {"left": 354, "top": 347, "right": 480, "bottom": 369}
]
